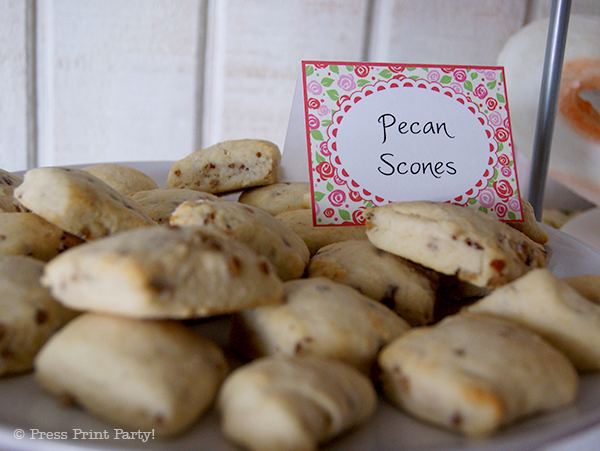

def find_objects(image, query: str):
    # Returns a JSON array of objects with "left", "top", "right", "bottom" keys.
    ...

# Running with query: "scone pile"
[{"left": 1, "top": 138, "right": 600, "bottom": 449}]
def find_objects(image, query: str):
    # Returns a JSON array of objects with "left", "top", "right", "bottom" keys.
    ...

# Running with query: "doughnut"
[{"left": 498, "top": 15, "right": 600, "bottom": 205}]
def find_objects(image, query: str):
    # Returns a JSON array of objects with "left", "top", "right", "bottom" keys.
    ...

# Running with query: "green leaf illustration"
[
  {"left": 497, "top": 93, "right": 506, "bottom": 103},
  {"left": 379, "top": 69, "right": 392, "bottom": 79},
  {"left": 479, "top": 206, "right": 488, "bottom": 213},
  {"left": 310, "top": 129, "right": 324, "bottom": 141},
  {"left": 470, "top": 72, "right": 478, "bottom": 80},
  {"left": 314, "top": 191, "right": 325, "bottom": 201},
  {"left": 321, "top": 119, "right": 332, "bottom": 127},
  {"left": 406, "top": 67, "right": 416, "bottom": 71},
  {"left": 440, "top": 75, "right": 452, "bottom": 84},
  {"left": 326, "top": 182, "right": 334, "bottom": 192},
  {"left": 487, "top": 80, "right": 497, "bottom": 89},
  {"left": 330, "top": 65, "right": 339, "bottom": 74},
  {"left": 315, "top": 152, "right": 326, "bottom": 163},
  {"left": 508, "top": 211, "right": 516, "bottom": 220},
  {"left": 498, "top": 142, "right": 504, "bottom": 152},
  {"left": 468, "top": 198, "right": 478, "bottom": 205},
  {"left": 339, "top": 209, "right": 351, "bottom": 221},
  {"left": 326, "top": 89, "right": 340, "bottom": 101},
  {"left": 463, "top": 80, "right": 473, "bottom": 92},
  {"left": 321, "top": 77, "right": 334, "bottom": 87},
  {"left": 305, "top": 65, "right": 314, "bottom": 76},
  {"left": 365, "top": 201, "right": 373, "bottom": 207},
  {"left": 357, "top": 79, "right": 370, "bottom": 87}
]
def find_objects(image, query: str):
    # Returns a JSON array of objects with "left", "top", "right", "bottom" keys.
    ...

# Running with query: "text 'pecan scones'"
[
  {"left": 35, "top": 313, "right": 228, "bottom": 437},
  {"left": 218, "top": 356, "right": 377, "bottom": 451},
  {"left": 41, "top": 226, "right": 284, "bottom": 319},
  {"left": 364, "top": 201, "right": 548, "bottom": 289},
  {"left": 378, "top": 313, "right": 578, "bottom": 436},
  {"left": 14, "top": 167, "right": 156, "bottom": 240},
  {"left": 167, "top": 139, "right": 281, "bottom": 194}
]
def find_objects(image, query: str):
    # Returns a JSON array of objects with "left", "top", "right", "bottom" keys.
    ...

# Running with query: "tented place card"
[{"left": 295, "top": 61, "right": 522, "bottom": 226}]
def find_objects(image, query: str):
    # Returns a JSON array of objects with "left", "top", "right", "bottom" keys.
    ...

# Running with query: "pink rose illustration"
[
  {"left": 307, "top": 80, "right": 322, "bottom": 95},
  {"left": 427, "top": 70, "right": 441, "bottom": 82},
  {"left": 474, "top": 84, "right": 488, "bottom": 99},
  {"left": 307, "top": 114, "right": 319, "bottom": 130},
  {"left": 479, "top": 188, "right": 496, "bottom": 208},
  {"left": 484, "top": 70, "right": 496, "bottom": 80},
  {"left": 454, "top": 70, "right": 467, "bottom": 82},
  {"left": 489, "top": 111, "right": 503, "bottom": 127},
  {"left": 328, "top": 189, "right": 346, "bottom": 207},
  {"left": 355, "top": 65, "right": 370, "bottom": 77},
  {"left": 486, "top": 97, "right": 498, "bottom": 110},
  {"left": 493, "top": 179, "right": 513, "bottom": 200},
  {"left": 501, "top": 166, "right": 512, "bottom": 177},
  {"left": 353, "top": 208, "right": 366, "bottom": 225},
  {"left": 389, "top": 64, "right": 404, "bottom": 73},
  {"left": 496, "top": 202, "right": 508, "bottom": 218},
  {"left": 508, "top": 197, "right": 521, "bottom": 211},
  {"left": 494, "top": 127, "right": 510, "bottom": 142},
  {"left": 307, "top": 97, "right": 320, "bottom": 109},
  {"left": 450, "top": 82, "right": 463, "bottom": 94},
  {"left": 349, "top": 189, "right": 363, "bottom": 202},
  {"left": 315, "top": 161, "right": 335, "bottom": 179},
  {"left": 324, "top": 208, "right": 335, "bottom": 218},
  {"left": 333, "top": 174, "right": 346, "bottom": 186},
  {"left": 317, "top": 104, "right": 330, "bottom": 116},
  {"left": 498, "top": 154, "right": 510, "bottom": 166},
  {"left": 319, "top": 141, "right": 331, "bottom": 157},
  {"left": 337, "top": 74, "right": 356, "bottom": 91}
]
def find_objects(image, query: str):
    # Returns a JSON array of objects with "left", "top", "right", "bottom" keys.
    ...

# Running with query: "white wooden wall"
[{"left": 2, "top": 0, "right": 599, "bottom": 172}]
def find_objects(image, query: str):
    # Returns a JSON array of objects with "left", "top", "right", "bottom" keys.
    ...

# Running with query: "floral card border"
[{"left": 302, "top": 61, "right": 523, "bottom": 226}]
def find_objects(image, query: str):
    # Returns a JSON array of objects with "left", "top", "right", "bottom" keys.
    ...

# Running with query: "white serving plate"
[
  {"left": 561, "top": 207, "right": 600, "bottom": 253},
  {"left": 3, "top": 161, "right": 600, "bottom": 451}
]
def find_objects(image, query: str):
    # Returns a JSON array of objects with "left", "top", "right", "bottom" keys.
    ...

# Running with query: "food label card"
[{"left": 284, "top": 61, "right": 522, "bottom": 226}]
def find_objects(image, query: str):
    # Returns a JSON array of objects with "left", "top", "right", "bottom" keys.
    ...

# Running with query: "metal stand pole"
[{"left": 527, "top": 0, "right": 572, "bottom": 221}]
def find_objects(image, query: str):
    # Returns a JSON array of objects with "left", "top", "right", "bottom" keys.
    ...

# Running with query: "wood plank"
[
  {"left": 368, "top": 0, "right": 529, "bottom": 66},
  {"left": 0, "top": 0, "right": 28, "bottom": 171},
  {"left": 36, "top": 0, "right": 205, "bottom": 167},
  {"left": 202, "top": 0, "right": 371, "bottom": 151},
  {"left": 528, "top": 0, "right": 600, "bottom": 22}
]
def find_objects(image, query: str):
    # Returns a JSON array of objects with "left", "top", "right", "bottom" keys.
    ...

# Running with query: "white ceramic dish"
[
  {"left": 3, "top": 161, "right": 600, "bottom": 451},
  {"left": 561, "top": 207, "right": 600, "bottom": 253}
]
